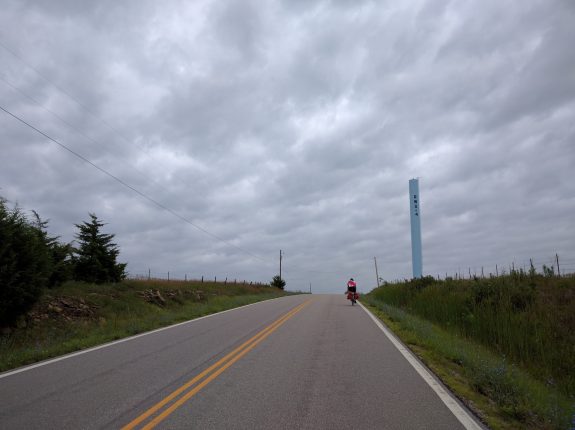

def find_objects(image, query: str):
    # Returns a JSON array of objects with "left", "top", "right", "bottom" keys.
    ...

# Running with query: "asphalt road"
[{"left": 0, "top": 295, "right": 484, "bottom": 429}]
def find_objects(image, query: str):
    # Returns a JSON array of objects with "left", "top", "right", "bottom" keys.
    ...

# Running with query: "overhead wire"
[
  {"left": 0, "top": 81, "right": 366, "bottom": 278},
  {"left": 0, "top": 39, "right": 202, "bottom": 195},
  {"left": 0, "top": 39, "right": 277, "bottom": 265},
  {"left": 0, "top": 40, "right": 403, "bottom": 279},
  {"left": 0, "top": 39, "right": 146, "bottom": 153},
  {"left": 0, "top": 73, "right": 177, "bottom": 199},
  {"left": 0, "top": 104, "right": 270, "bottom": 263}
]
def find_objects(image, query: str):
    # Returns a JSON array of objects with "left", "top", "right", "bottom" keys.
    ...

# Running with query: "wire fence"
[
  {"left": 126, "top": 270, "right": 269, "bottom": 286},
  {"left": 128, "top": 254, "right": 574, "bottom": 286},
  {"left": 429, "top": 253, "right": 575, "bottom": 281}
]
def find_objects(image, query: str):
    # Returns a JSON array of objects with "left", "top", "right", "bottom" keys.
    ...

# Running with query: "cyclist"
[
  {"left": 346, "top": 278, "right": 358, "bottom": 304},
  {"left": 347, "top": 278, "right": 357, "bottom": 294}
]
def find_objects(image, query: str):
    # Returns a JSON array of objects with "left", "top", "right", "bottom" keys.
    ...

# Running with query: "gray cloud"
[{"left": 1, "top": 0, "right": 574, "bottom": 291}]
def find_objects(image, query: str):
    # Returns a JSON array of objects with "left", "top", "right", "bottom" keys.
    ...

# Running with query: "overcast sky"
[{"left": 1, "top": 0, "right": 574, "bottom": 293}]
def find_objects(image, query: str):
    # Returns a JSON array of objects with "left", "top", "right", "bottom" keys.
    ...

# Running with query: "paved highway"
[{"left": 0, "top": 295, "right": 484, "bottom": 429}]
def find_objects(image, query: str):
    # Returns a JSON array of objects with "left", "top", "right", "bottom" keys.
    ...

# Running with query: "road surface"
[{"left": 0, "top": 295, "right": 484, "bottom": 429}]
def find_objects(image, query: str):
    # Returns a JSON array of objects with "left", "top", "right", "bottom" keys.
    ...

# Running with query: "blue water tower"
[{"left": 409, "top": 179, "right": 423, "bottom": 278}]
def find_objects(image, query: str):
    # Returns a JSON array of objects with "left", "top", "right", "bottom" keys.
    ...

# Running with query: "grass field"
[
  {"left": 0, "top": 279, "right": 289, "bottom": 373},
  {"left": 365, "top": 273, "right": 575, "bottom": 430}
]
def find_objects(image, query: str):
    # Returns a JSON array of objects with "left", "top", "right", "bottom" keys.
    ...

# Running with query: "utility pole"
[
  {"left": 556, "top": 253, "right": 561, "bottom": 277},
  {"left": 279, "top": 250, "right": 282, "bottom": 281},
  {"left": 309, "top": 282, "right": 312, "bottom": 294},
  {"left": 374, "top": 257, "right": 380, "bottom": 287}
]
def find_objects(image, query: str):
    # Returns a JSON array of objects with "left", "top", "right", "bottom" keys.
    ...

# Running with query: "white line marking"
[
  {"left": 359, "top": 301, "right": 484, "bottom": 430},
  {"left": 0, "top": 296, "right": 288, "bottom": 379}
]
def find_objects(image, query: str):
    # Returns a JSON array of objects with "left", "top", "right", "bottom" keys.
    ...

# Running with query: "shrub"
[
  {"left": 409, "top": 275, "right": 436, "bottom": 289},
  {"left": 270, "top": 275, "right": 286, "bottom": 290}
]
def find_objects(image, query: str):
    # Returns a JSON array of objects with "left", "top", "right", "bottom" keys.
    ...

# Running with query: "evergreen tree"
[
  {"left": 73, "top": 213, "right": 126, "bottom": 283},
  {"left": 270, "top": 275, "right": 286, "bottom": 290},
  {"left": 0, "top": 200, "right": 52, "bottom": 326},
  {"left": 48, "top": 241, "right": 73, "bottom": 287},
  {"left": 31, "top": 211, "right": 73, "bottom": 288}
]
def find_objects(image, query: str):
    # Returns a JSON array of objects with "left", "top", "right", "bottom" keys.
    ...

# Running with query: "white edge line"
[
  {"left": 0, "top": 296, "right": 288, "bottom": 379},
  {"left": 358, "top": 301, "right": 484, "bottom": 430}
]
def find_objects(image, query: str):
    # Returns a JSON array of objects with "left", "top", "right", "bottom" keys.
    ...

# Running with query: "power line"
[
  {"left": 0, "top": 42, "right": 266, "bottom": 264},
  {"left": 0, "top": 42, "right": 416, "bottom": 279},
  {"left": 0, "top": 43, "right": 419, "bottom": 281},
  {"left": 0, "top": 39, "right": 199, "bottom": 193},
  {"left": 0, "top": 39, "right": 141, "bottom": 153},
  {"left": 0, "top": 92, "right": 374, "bottom": 277},
  {"left": 0, "top": 73, "right": 176, "bottom": 198},
  {"left": 0, "top": 104, "right": 269, "bottom": 263}
]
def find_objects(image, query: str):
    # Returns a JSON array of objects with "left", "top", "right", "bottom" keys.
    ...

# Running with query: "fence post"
[{"left": 201, "top": 276, "right": 204, "bottom": 283}]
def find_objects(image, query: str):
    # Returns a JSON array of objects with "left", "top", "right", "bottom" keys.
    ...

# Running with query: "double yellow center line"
[{"left": 122, "top": 300, "right": 311, "bottom": 430}]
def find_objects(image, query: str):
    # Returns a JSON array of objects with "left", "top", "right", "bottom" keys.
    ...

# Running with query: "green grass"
[
  {"left": 0, "top": 279, "right": 289, "bottom": 372},
  {"left": 365, "top": 274, "right": 575, "bottom": 430}
]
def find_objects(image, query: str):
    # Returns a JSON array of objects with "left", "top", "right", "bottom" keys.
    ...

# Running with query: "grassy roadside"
[
  {"left": 363, "top": 297, "right": 574, "bottom": 430},
  {"left": 0, "top": 279, "right": 290, "bottom": 373}
]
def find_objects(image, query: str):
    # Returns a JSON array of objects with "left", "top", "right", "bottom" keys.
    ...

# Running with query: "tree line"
[{"left": 0, "top": 198, "right": 126, "bottom": 327}]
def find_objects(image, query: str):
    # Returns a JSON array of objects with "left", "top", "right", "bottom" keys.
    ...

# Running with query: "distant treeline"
[{"left": 0, "top": 198, "right": 126, "bottom": 326}]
